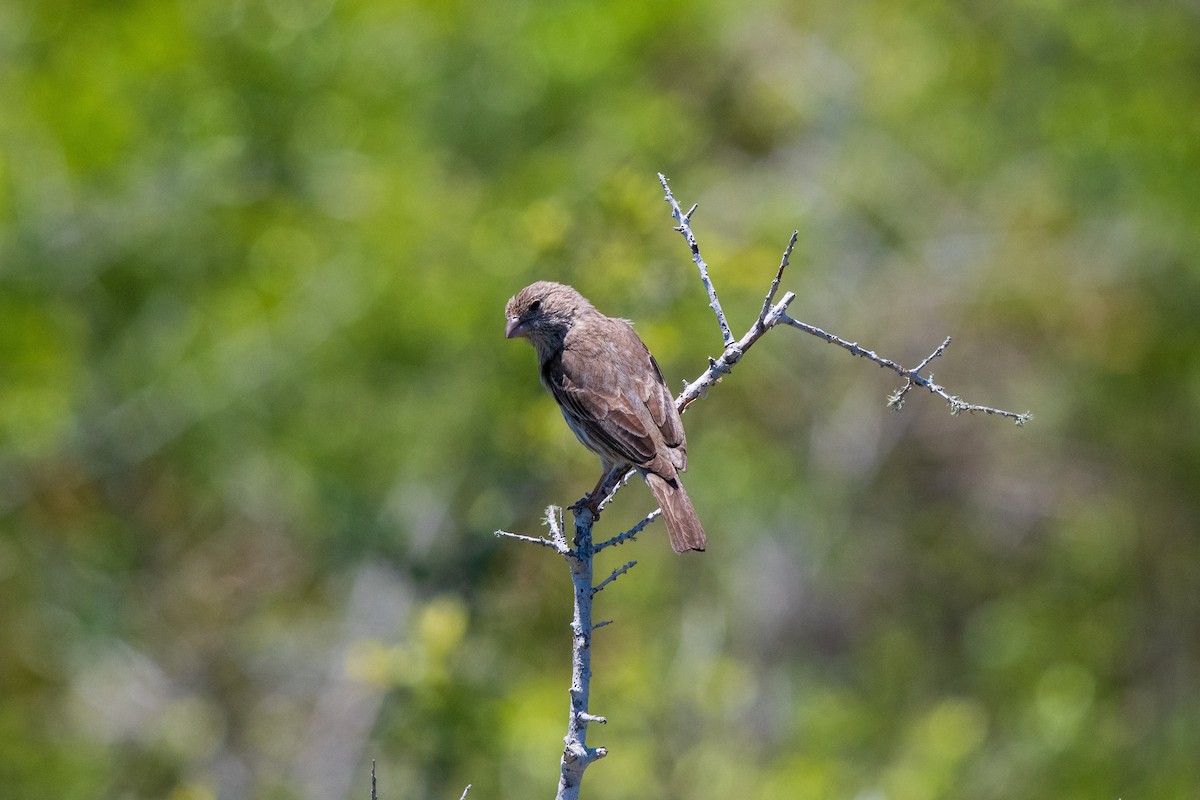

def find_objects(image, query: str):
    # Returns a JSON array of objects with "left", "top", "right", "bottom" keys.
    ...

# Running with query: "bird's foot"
[{"left": 568, "top": 494, "right": 602, "bottom": 519}]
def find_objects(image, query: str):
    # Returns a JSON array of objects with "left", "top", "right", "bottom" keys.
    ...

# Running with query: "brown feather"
[
  {"left": 505, "top": 281, "right": 707, "bottom": 553},
  {"left": 644, "top": 471, "right": 707, "bottom": 553}
]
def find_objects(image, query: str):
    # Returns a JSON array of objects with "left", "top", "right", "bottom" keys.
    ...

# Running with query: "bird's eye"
[{"left": 528, "top": 299, "right": 541, "bottom": 313}]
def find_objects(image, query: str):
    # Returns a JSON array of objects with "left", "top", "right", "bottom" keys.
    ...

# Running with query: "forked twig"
[{"left": 658, "top": 177, "right": 1031, "bottom": 425}]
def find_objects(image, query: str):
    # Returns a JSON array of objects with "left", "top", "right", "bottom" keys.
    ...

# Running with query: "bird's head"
[{"left": 504, "top": 281, "right": 592, "bottom": 355}]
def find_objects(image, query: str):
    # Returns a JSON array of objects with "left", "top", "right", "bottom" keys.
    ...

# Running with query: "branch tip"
[{"left": 659, "top": 174, "right": 734, "bottom": 346}]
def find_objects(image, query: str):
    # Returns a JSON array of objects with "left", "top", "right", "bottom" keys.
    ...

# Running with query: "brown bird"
[{"left": 505, "top": 281, "right": 706, "bottom": 553}]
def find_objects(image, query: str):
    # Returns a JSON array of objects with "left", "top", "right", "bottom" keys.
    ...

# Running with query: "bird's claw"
[{"left": 568, "top": 494, "right": 602, "bottom": 519}]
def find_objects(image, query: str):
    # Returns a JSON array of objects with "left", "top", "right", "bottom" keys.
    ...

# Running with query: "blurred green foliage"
[{"left": 2, "top": 0, "right": 1199, "bottom": 797}]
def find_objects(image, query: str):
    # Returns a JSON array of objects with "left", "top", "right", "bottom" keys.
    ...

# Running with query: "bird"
[{"left": 505, "top": 281, "right": 706, "bottom": 553}]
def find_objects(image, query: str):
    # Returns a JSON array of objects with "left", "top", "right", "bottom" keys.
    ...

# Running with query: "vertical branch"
[
  {"left": 499, "top": 509, "right": 609, "bottom": 800},
  {"left": 557, "top": 508, "right": 608, "bottom": 800}
]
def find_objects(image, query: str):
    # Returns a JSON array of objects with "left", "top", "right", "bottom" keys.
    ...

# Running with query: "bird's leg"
[{"left": 569, "top": 466, "right": 622, "bottom": 517}]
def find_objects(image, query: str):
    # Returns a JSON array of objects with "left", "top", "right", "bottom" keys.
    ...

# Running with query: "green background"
[{"left": 2, "top": 0, "right": 1198, "bottom": 797}]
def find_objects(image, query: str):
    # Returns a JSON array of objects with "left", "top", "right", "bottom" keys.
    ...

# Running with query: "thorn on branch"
[
  {"left": 562, "top": 740, "right": 608, "bottom": 769},
  {"left": 707, "top": 356, "right": 733, "bottom": 377}
]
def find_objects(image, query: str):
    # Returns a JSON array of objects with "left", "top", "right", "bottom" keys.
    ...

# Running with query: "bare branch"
[
  {"left": 662, "top": 178, "right": 1029, "bottom": 424},
  {"left": 889, "top": 337, "right": 951, "bottom": 412},
  {"left": 760, "top": 231, "right": 799, "bottom": 324},
  {"left": 595, "top": 509, "right": 661, "bottom": 552},
  {"left": 592, "top": 560, "right": 637, "bottom": 595},
  {"left": 677, "top": 290, "right": 797, "bottom": 415},
  {"left": 779, "top": 313, "right": 1031, "bottom": 424},
  {"left": 494, "top": 529, "right": 566, "bottom": 552},
  {"left": 459, "top": 786, "right": 472, "bottom": 800},
  {"left": 913, "top": 336, "right": 953, "bottom": 375},
  {"left": 658, "top": 172, "right": 734, "bottom": 346},
  {"left": 595, "top": 468, "right": 637, "bottom": 514}
]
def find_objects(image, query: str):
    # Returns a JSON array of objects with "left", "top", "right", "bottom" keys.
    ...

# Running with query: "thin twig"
[
  {"left": 595, "top": 469, "right": 636, "bottom": 513},
  {"left": 760, "top": 231, "right": 798, "bottom": 324},
  {"left": 779, "top": 313, "right": 1031, "bottom": 424},
  {"left": 493, "top": 529, "right": 565, "bottom": 553},
  {"left": 595, "top": 509, "right": 661, "bottom": 552},
  {"left": 913, "top": 336, "right": 953, "bottom": 375},
  {"left": 592, "top": 560, "right": 637, "bottom": 595},
  {"left": 889, "top": 336, "right": 951, "bottom": 411},
  {"left": 659, "top": 173, "right": 734, "bottom": 346},
  {"left": 459, "top": 785, "right": 472, "bottom": 800}
]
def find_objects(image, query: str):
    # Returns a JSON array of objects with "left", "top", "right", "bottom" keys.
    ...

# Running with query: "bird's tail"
[{"left": 643, "top": 471, "right": 707, "bottom": 553}]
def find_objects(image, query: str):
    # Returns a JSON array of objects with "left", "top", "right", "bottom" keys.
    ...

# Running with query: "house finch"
[{"left": 505, "top": 281, "right": 707, "bottom": 553}]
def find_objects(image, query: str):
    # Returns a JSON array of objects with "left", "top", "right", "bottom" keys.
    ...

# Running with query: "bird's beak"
[{"left": 505, "top": 316, "right": 528, "bottom": 339}]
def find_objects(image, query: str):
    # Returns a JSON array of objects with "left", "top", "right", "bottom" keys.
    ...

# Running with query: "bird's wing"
[
  {"left": 644, "top": 352, "right": 686, "bottom": 454},
  {"left": 554, "top": 319, "right": 685, "bottom": 472},
  {"left": 552, "top": 367, "right": 657, "bottom": 466}
]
